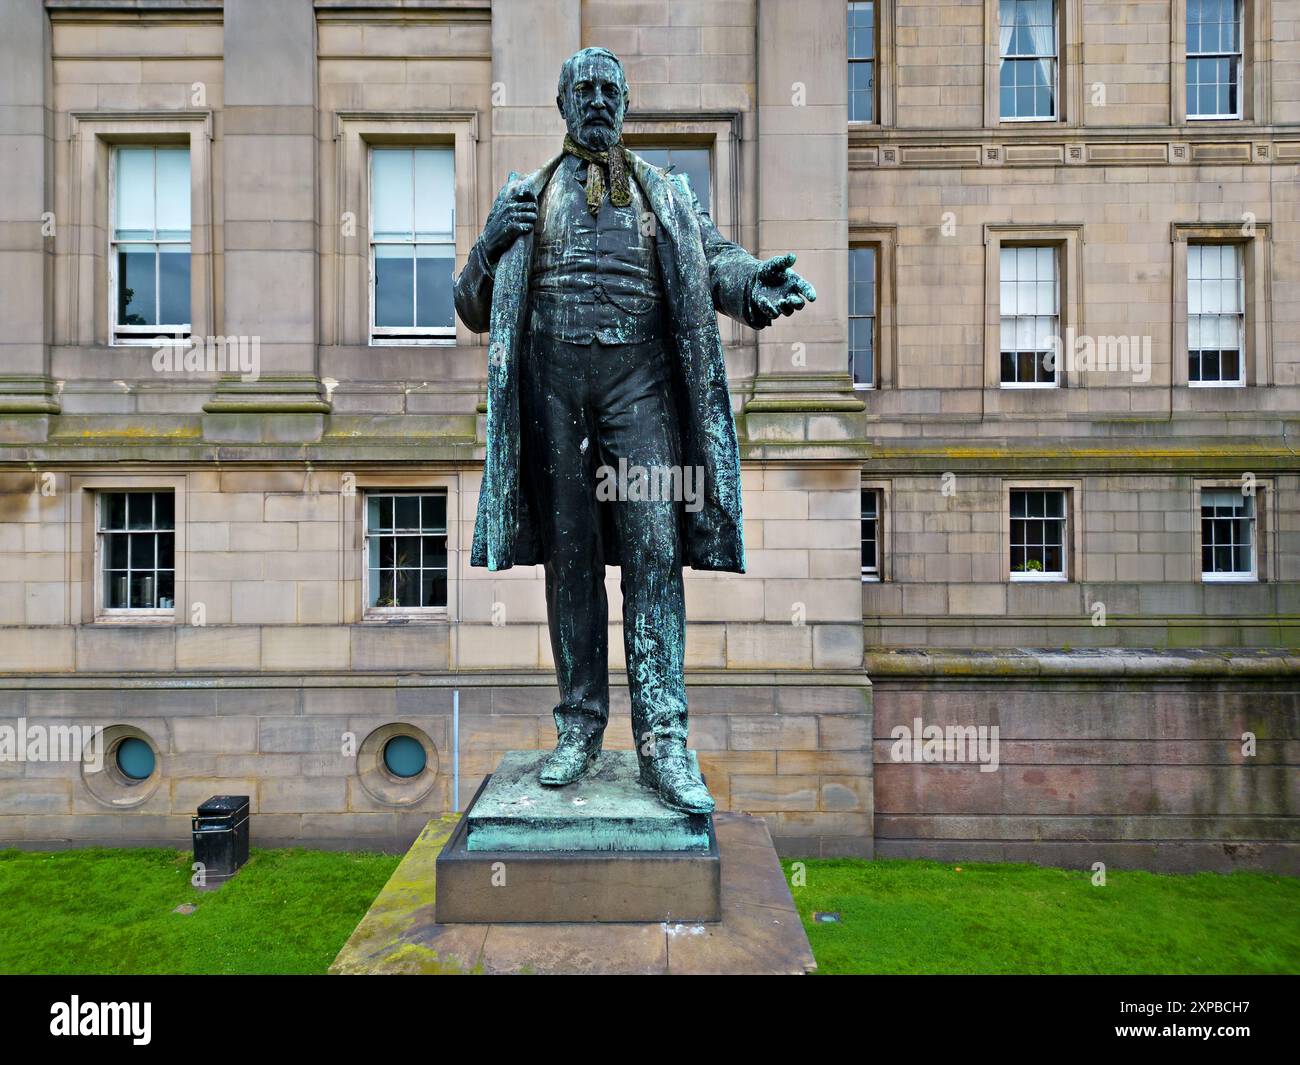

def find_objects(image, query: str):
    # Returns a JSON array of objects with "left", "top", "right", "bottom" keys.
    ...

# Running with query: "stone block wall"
[
  {"left": 869, "top": 652, "right": 1299, "bottom": 873},
  {"left": 0, "top": 673, "right": 872, "bottom": 857}
]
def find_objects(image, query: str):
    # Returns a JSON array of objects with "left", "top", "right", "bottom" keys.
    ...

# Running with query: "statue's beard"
[{"left": 568, "top": 113, "right": 620, "bottom": 151}]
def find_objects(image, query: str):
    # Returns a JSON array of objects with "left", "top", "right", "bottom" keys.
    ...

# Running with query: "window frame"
[
  {"left": 328, "top": 112, "right": 478, "bottom": 350},
  {"left": 983, "top": 225, "right": 1083, "bottom": 391},
  {"left": 998, "top": 243, "right": 1061, "bottom": 388},
  {"left": 1007, "top": 487, "right": 1069, "bottom": 581},
  {"left": 860, "top": 486, "right": 881, "bottom": 579},
  {"left": 860, "top": 479, "right": 892, "bottom": 582},
  {"left": 849, "top": 244, "right": 879, "bottom": 390},
  {"left": 849, "top": 226, "right": 897, "bottom": 390},
  {"left": 983, "top": 0, "right": 1080, "bottom": 128},
  {"left": 361, "top": 488, "right": 451, "bottom": 618},
  {"left": 108, "top": 145, "right": 193, "bottom": 345},
  {"left": 1184, "top": 0, "right": 1245, "bottom": 121},
  {"left": 1003, "top": 481, "right": 1081, "bottom": 584},
  {"left": 74, "top": 476, "right": 188, "bottom": 625},
  {"left": 847, "top": 0, "right": 878, "bottom": 124},
  {"left": 997, "top": 0, "right": 1060, "bottom": 123},
  {"left": 1171, "top": 223, "right": 1270, "bottom": 389},
  {"left": 65, "top": 111, "right": 214, "bottom": 350},
  {"left": 95, "top": 489, "right": 177, "bottom": 617},
  {"left": 1171, "top": 0, "right": 1269, "bottom": 125},
  {"left": 1198, "top": 486, "right": 1256, "bottom": 581},
  {"left": 1186, "top": 241, "right": 1246, "bottom": 388},
  {"left": 367, "top": 145, "right": 457, "bottom": 346},
  {"left": 1195, "top": 478, "right": 1271, "bottom": 583}
]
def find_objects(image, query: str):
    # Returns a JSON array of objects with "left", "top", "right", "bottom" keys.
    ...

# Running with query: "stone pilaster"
[
  {"left": 0, "top": 0, "right": 57, "bottom": 442},
  {"left": 488, "top": 0, "right": 580, "bottom": 189},
  {"left": 206, "top": 0, "right": 329, "bottom": 441},
  {"left": 750, "top": 0, "right": 856, "bottom": 414}
]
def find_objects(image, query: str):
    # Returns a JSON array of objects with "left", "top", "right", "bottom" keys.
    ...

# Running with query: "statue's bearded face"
[{"left": 558, "top": 53, "right": 627, "bottom": 152}]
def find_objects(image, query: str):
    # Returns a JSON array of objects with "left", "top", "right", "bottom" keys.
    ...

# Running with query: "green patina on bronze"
[
  {"left": 453, "top": 46, "right": 816, "bottom": 814},
  {"left": 464, "top": 751, "right": 710, "bottom": 853}
]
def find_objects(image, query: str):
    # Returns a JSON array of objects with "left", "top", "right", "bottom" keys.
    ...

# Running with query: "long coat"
[{"left": 455, "top": 150, "right": 762, "bottom": 574}]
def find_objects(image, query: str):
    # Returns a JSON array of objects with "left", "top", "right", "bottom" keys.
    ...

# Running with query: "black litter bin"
[{"left": 192, "top": 795, "right": 250, "bottom": 884}]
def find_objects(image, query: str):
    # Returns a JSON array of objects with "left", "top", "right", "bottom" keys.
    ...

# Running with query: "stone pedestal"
[
  {"left": 437, "top": 751, "right": 719, "bottom": 923},
  {"left": 331, "top": 812, "right": 816, "bottom": 975}
]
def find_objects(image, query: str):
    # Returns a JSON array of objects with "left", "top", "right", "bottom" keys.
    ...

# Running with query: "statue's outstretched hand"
[{"left": 749, "top": 253, "right": 817, "bottom": 328}]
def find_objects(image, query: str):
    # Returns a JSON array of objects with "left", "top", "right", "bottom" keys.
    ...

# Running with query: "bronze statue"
[{"left": 455, "top": 47, "right": 815, "bottom": 813}]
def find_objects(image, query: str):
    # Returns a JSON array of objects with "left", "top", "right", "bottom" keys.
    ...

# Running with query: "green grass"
[
  {"left": 0, "top": 847, "right": 400, "bottom": 975},
  {"left": 783, "top": 857, "right": 1300, "bottom": 975},
  {"left": 2, "top": 848, "right": 1296, "bottom": 974}
]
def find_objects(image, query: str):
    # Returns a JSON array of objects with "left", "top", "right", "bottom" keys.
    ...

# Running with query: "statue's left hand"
[{"left": 749, "top": 253, "right": 817, "bottom": 328}]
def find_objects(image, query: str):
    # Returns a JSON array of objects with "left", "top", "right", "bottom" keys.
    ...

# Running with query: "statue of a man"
[{"left": 455, "top": 47, "right": 815, "bottom": 813}]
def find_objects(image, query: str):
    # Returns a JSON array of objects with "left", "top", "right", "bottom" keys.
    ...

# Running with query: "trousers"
[{"left": 520, "top": 331, "right": 688, "bottom": 757}]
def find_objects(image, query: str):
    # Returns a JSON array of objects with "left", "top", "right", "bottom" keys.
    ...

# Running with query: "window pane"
[
  {"left": 395, "top": 568, "right": 419, "bottom": 607},
  {"left": 420, "top": 534, "right": 445, "bottom": 568},
  {"left": 850, "top": 247, "right": 876, "bottom": 314},
  {"left": 850, "top": 317, "right": 874, "bottom": 386},
  {"left": 154, "top": 492, "right": 174, "bottom": 529},
  {"left": 158, "top": 244, "right": 191, "bottom": 325},
  {"left": 103, "top": 493, "right": 127, "bottom": 530},
  {"left": 637, "top": 147, "right": 712, "bottom": 212},
  {"left": 395, "top": 535, "right": 420, "bottom": 569},
  {"left": 106, "top": 570, "right": 128, "bottom": 609},
  {"left": 127, "top": 492, "right": 154, "bottom": 529},
  {"left": 129, "top": 571, "right": 156, "bottom": 609},
  {"left": 848, "top": 2, "right": 875, "bottom": 59},
  {"left": 372, "top": 149, "right": 414, "bottom": 240},
  {"left": 115, "top": 148, "right": 154, "bottom": 240},
  {"left": 394, "top": 496, "right": 420, "bottom": 530},
  {"left": 422, "top": 494, "right": 447, "bottom": 531},
  {"left": 117, "top": 246, "right": 156, "bottom": 326},
  {"left": 157, "top": 531, "right": 175, "bottom": 569},
  {"left": 107, "top": 532, "right": 128, "bottom": 569},
  {"left": 413, "top": 148, "right": 455, "bottom": 241},
  {"left": 155, "top": 148, "right": 191, "bottom": 239},
  {"left": 374, "top": 245, "right": 414, "bottom": 327},
  {"left": 415, "top": 245, "right": 455, "bottom": 329},
  {"left": 129, "top": 533, "right": 155, "bottom": 569}
]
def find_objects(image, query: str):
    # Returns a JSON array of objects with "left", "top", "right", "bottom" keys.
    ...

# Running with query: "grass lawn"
[
  {"left": 0, "top": 847, "right": 401, "bottom": 975},
  {"left": 1, "top": 847, "right": 1296, "bottom": 974},
  {"left": 783, "top": 857, "right": 1300, "bottom": 975}
]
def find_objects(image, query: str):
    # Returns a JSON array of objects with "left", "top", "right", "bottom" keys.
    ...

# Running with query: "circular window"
[
  {"left": 356, "top": 724, "right": 439, "bottom": 805},
  {"left": 82, "top": 724, "right": 163, "bottom": 808},
  {"left": 116, "top": 737, "right": 156, "bottom": 781},
  {"left": 383, "top": 735, "right": 427, "bottom": 778}
]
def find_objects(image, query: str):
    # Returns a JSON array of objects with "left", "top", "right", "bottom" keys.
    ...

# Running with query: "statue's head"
[{"left": 556, "top": 47, "right": 628, "bottom": 152}]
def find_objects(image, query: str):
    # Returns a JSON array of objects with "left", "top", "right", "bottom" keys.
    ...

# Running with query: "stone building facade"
[{"left": 0, "top": 0, "right": 1295, "bottom": 871}]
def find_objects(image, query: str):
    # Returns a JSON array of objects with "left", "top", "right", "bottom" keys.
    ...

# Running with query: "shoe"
[
  {"left": 639, "top": 743, "right": 715, "bottom": 813},
  {"left": 539, "top": 728, "right": 603, "bottom": 786}
]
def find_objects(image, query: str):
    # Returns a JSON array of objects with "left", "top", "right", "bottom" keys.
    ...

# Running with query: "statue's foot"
[
  {"left": 639, "top": 745, "right": 715, "bottom": 814},
  {"left": 539, "top": 728, "right": 603, "bottom": 786}
]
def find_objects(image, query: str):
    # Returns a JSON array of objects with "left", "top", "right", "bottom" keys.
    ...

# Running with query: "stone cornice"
[{"left": 866, "top": 649, "right": 1300, "bottom": 679}]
